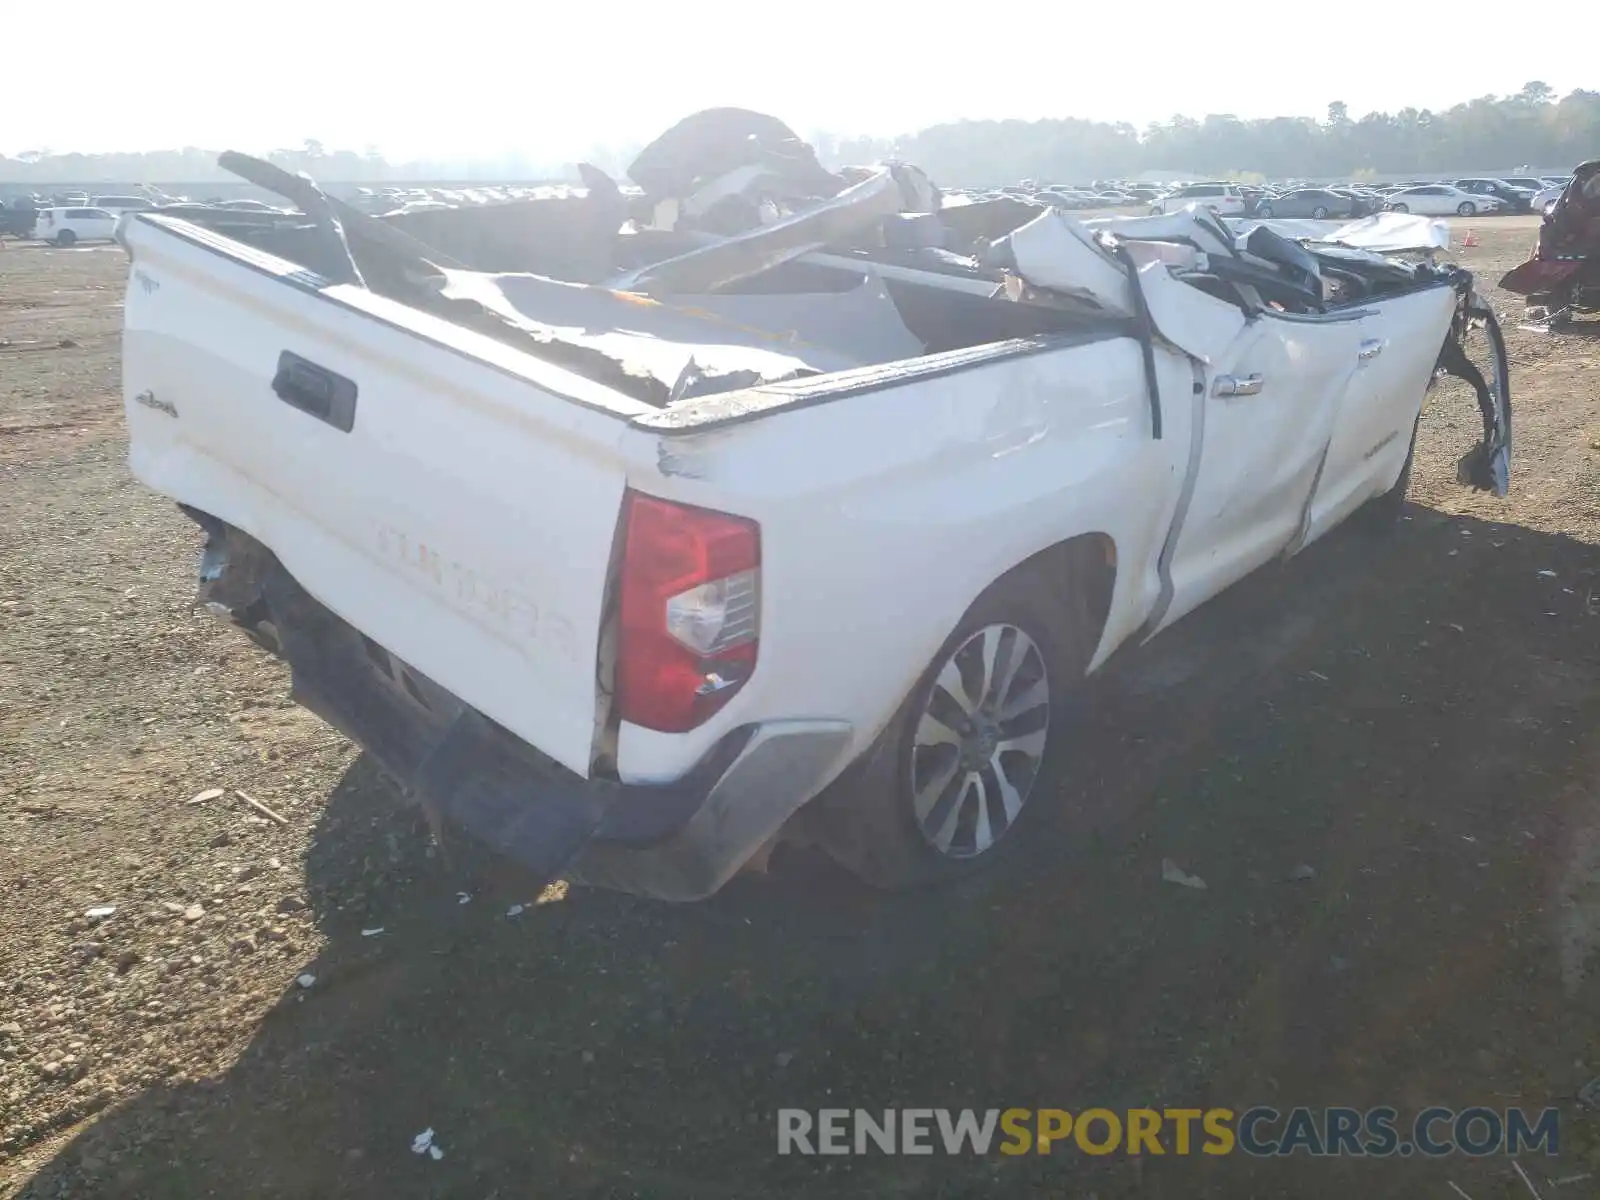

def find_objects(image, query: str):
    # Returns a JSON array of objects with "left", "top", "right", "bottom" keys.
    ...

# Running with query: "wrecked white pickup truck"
[{"left": 118, "top": 109, "right": 1511, "bottom": 899}]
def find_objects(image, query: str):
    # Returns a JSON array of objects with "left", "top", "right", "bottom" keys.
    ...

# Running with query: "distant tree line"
[
  {"left": 822, "top": 84, "right": 1599, "bottom": 184},
  {"left": 4, "top": 84, "right": 1596, "bottom": 188}
]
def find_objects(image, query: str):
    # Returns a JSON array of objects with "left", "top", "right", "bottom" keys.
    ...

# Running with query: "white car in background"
[
  {"left": 32, "top": 207, "right": 121, "bottom": 245},
  {"left": 1531, "top": 183, "right": 1565, "bottom": 215},
  {"left": 1148, "top": 183, "right": 1248, "bottom": 216},
  {"left": 1384, "top": 185, "right": 1502, "bottom": 217}
]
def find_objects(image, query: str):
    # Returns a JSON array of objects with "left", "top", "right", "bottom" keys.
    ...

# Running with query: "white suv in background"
[
  {"left": 32, "top": 207, "right": 121, "bottom": 245},
  {"left": 1148, "top": 183, "right": 1248, "bottom": 216}
]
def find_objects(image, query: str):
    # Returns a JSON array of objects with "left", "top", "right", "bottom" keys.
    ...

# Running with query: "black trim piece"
[
  {"left": 259, "top": 557, "right": 746, "bottom": 852},
  {"left": 1110, "top": 243, "right": 1164, "bottom": 439},
  {"left": 404, "top": 707, "right": 752, "bottom": 865},
  {"left": 1439, "top": 282, "right": 1513, "bottom": 496},
  {"left": 594, "top": 726, "right": 756, "bottom": 843}
]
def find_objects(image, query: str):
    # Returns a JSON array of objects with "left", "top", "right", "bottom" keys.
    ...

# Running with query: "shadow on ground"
[{"left": 19, "top": 506, "right": 1600, "bottom": 1199}]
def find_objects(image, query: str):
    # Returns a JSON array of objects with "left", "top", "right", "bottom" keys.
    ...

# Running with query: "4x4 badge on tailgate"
[{"left": 134, "top": 390, "right": 178, "bottom": 418}]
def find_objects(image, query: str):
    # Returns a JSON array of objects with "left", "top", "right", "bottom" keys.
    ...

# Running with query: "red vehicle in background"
[{"left": 1500, "top": 159, "right": 1600, "bottom": 328}]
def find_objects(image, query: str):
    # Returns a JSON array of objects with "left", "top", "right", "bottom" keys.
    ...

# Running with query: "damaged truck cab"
[{"left": 118, "top": 110, "right": 1511, "bottom": 899}]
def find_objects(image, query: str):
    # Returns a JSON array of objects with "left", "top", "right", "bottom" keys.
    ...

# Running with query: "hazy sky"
[{"left": 10, "top": 0, "right": 1594, "bottom": 159}]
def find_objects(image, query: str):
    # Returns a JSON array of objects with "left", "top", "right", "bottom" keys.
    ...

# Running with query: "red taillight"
[{"left": 617, "top": 491, "right": 761, "bottom": 733}]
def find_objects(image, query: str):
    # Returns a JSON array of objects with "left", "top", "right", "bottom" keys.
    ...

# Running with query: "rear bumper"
[{"left": 192, "top": 514, "right": 851, "bottom": 900}]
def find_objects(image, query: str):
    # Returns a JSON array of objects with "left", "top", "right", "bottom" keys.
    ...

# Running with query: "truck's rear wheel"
[{"left": 811, "top": 573, "right": 1092, "bottom": 890}]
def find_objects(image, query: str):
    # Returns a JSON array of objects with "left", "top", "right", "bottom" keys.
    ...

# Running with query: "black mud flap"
[{"left": 408, "top": 709, "right": 601, "bottom": 884}]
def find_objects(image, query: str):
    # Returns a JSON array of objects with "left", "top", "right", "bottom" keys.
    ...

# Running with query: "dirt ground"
[{"left": 1, "top": 216, "right": 1598, "bottom": 1199}]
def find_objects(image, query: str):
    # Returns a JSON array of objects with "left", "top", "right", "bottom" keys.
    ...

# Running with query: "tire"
[
  {"left": 1149, "top": 205, "right": 1162, "bottom": 215},
  {"left": 810, "top": 567, "right": 1095, "bottom": 890},
  {"left": 1457, "top": 202, "right": 1475, "bottom": 216},
  {"left": 55, "top": 230, "right": 77, "bottom": 247},
  {"left": 1256, "top": 204, "right": 1273, "bottom": 218},
  {"left": 1312, "top": 205, "right": 1329, "bottom": 219},
  {"left": 1389, "top": 203, "right": 1408, "bottom": 214}
]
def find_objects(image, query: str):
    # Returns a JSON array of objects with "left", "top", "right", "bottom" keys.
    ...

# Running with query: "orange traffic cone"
[{"left": 1462, "top": 229, "right": 1479, "bottom": 248}]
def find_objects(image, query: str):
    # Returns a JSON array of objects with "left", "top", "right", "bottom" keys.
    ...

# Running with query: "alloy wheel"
[{"left": 909, "top": 623, "right": 1051, "bottom": 858}]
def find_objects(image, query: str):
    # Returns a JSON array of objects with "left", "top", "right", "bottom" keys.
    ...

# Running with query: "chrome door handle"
[
  {"left": 1213, "top": 373, "right": 1265, "bottom": 397},
  {"left": 1358, "top": 338, "right": 1387, "bottom": 360}
]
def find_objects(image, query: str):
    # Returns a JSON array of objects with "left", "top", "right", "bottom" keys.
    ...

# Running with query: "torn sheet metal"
[
  {"left": 983, "top": 209, "right": 1135, "bottom": 318},
  {"left": 1089, "top": 210, "right": 1447, "bottom": 256},
  {"left": 1230, "top": 213, "right": 1450, "bottom": 253},
  {"left": 609, "top": 169, "right": 906, "bottom": 295},
  {"left": 661, "top": 275, "right": 924, "bottom": 366},
  {"left": 984, "top": 208, "right": 1247, "bottom": 361},
  {"left": 437, "top": 268, "right": 917, "bottom": 402},
  {"left": 1084, "top": 207, "right": 1241, "bottom": 259},
  {"left": 1133, "top": 259, "right": 1250, "bottom": 364}
]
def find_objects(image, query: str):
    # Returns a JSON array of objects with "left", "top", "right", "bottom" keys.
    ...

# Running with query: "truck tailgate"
[{"left": 121, "top": 215, "right": 646, "bottom": 777}]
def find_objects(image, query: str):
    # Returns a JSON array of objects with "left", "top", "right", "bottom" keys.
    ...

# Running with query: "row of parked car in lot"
[
  {"left": 963, "top": 174, "right": 1574, "bottom": 220},
  {"left": 0, "top": 191, "right": 296, "bottom": 245},
  {"left": 4, "top": 171, "right": 1574, "bottom": 248},
  {"left": 0, "top": 182, "right": 579, "bottom": 245}
]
